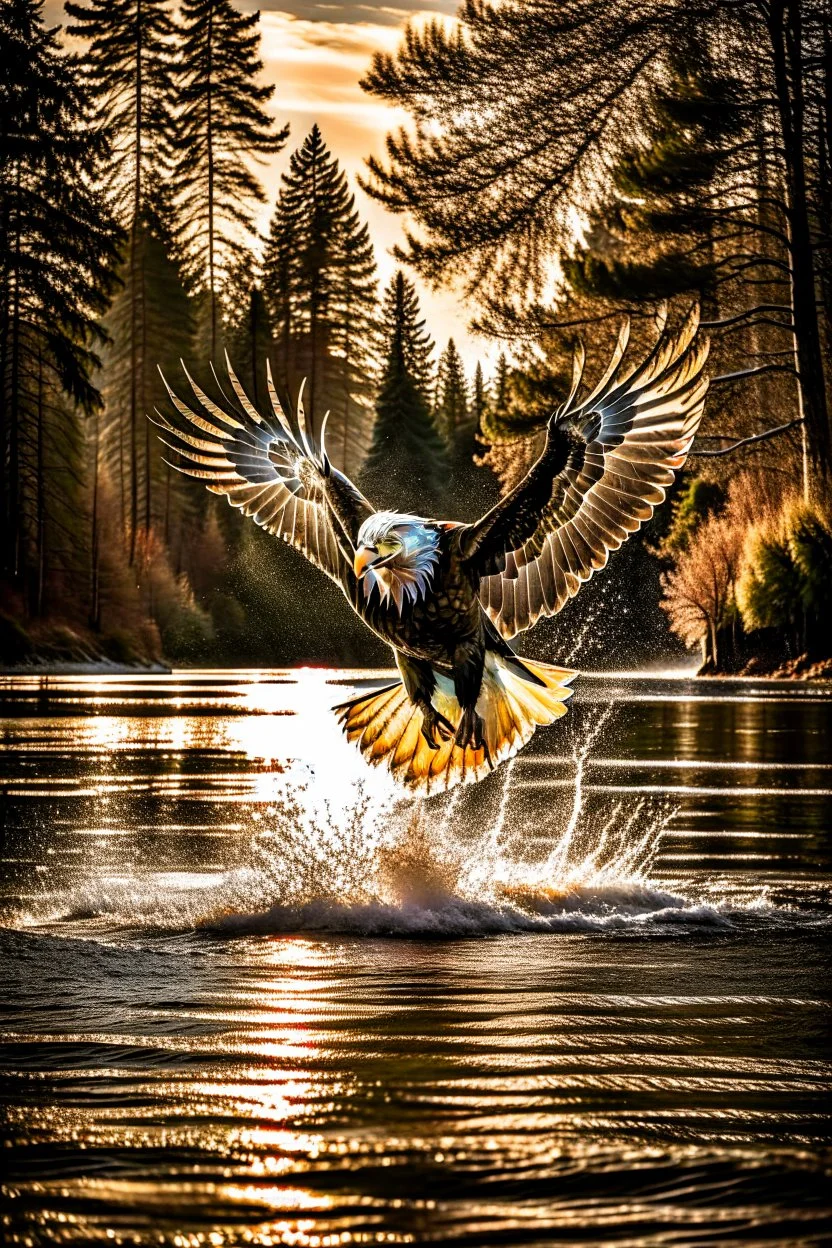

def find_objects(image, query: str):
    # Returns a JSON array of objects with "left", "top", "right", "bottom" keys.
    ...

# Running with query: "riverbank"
[
  {"left": 0, "top": 660, "right": 171, "bottom": 676},
  {"left": 0, "top": 613, "right": 168, "bottom": 675},
  {"left": 697, "top": 651, "right": 832, "bottom": 680},
  {"left": 738, "top": 653, "right": 832, "bottom": 681}
]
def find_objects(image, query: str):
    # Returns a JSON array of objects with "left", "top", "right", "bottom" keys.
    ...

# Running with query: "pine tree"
[
  {"left": 434, "top": 338, "right": 497, "bottom": 516},
  {"left": 65, "top": 0, "right": 176, "bottom": 222},
  {"left": 560, "top": 43, "right": 804, "bottom": 479},
  {"left": 562, "top": 44, "right": 746, "bottom": 313},
  {"left": 488, "top": 355, "right": 510, "bottom": 435},
  {"left": 476, "top": 348, "right": 569, "bottom": 494},
  {"left": 363, "top": 271, "right": 447, "bottom": 512},
  {"left": 363, "top": 0, "right": 832, "bottom": 484},
  {"left": 264, "top": 125, "right": 379, "bottom": 476},
  {"left": 435, "top": 339, "right": 471, "bottom": 457},
  {"left": 379, "top": 269, "right": 434, "bottom": 400},
  {"left": 174, "top": 0, "right": 288, "bottom": 359},
  {"left": 0, "top": 0, "right": 120, "bottom": 612},
  {"left": 100, "top": 208, "right": 193, "bottom": 552},
  {"left": 67, "top": 0, "right": 182, "bottom": 562},
  {"left": 226, "top": 279, "right": 272, "bottom": 412},
  {"left": 471, "top": 361, "right": 488, "bottom": 446}
]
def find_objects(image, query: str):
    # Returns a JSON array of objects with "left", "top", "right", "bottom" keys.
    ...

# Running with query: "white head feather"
[{"left": 356, "top": 512, "right": 440, "bottom": 613}]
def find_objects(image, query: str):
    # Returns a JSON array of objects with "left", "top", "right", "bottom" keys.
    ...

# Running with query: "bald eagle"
[{"left": 154, "top": 308, "right": 708, "bottom": 793}]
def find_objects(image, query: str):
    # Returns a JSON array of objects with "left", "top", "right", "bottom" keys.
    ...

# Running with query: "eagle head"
[{"left": 353, "top": 512, "right": 440, "bottom": 613}]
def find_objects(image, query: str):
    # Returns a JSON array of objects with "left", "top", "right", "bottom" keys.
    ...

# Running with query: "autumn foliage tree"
[{"left": 660, "top": 472, "right": 781, "bottom": 670}]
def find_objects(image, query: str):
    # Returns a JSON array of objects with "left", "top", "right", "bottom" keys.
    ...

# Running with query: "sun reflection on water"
[{"left": 2, "top": 669, "right": 831, "bottom": 1245}]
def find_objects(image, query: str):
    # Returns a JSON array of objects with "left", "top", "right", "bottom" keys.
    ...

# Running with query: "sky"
[
  {"left": 46, "top": 0, "right": 488, "bottom": 369},
  {"left": 249, "top": 2, "right": 483, "bottom": 365}
]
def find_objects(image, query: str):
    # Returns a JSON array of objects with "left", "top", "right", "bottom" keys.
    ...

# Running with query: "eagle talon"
[
  {"left": 454, "top": 707, "right": 486, "bottom": 752},
  {"left": 420, "top": 705, "right": 454, "bottom": 749}
]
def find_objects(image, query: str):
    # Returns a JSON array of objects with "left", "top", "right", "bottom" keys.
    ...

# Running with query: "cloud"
[{"left": 245, "top": 1, "right": 455, "bottom": 26}]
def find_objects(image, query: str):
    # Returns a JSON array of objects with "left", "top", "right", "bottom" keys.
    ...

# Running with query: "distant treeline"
[{"left": 1, "top": 0, "right": 831, "bottom": 675}]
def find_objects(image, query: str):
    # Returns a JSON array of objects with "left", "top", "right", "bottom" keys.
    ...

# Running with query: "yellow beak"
[{"left": 353, "top": 546, "right": 376, "bottom": 579}]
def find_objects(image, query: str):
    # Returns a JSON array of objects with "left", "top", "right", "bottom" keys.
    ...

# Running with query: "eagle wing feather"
[
  {"left": 153, "top": 361, "right": 374, "bottom": 592},
  {"left": 459, "top": 307, "right": 709, "bottom": 639}
]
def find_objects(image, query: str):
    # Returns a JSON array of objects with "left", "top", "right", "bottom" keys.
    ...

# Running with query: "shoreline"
[
  {"left": 0, "top": 660, "right": 171, "bottom": 676},
  {"left": 699, "top": 655, "right": 832, "bottom": 682},
  {"left": 0, "top": 660, "right": 829, "bottom": 681}
]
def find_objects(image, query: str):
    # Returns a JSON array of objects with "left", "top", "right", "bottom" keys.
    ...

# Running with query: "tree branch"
[
  {"left": 710, "top": 363, "right": 798, "bottom": 384},
  {"left": 701, "top": 305, "right": 793, "bottom": 330},
  {"left": 692, "top": 418, "right": 802, "bottom": 457}
]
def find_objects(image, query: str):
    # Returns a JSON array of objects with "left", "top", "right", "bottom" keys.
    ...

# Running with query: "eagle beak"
[{"left": 353, "top": 545, "right": 376, "bottom": 579}]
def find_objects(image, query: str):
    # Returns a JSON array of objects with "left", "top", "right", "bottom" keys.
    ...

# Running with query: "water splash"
[{"left": 26, "top": 694, "right": 749, "bottom": 941}]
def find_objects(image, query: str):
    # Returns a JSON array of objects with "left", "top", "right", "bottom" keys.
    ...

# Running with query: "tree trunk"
[
  {"left": 309, "top": 146, "right": 320, "bottom": 423},
  {"left": 35, "top": 344, "right": 45, "bottom": 617},
  {"left": 249, "top": 292, "right": 259, "bottom": 409},
  {"left": 163, "top": 462, "right": 171, "bottom": 548},
  {"left": 207, "top": 1, "right": 217, "bottom": 359},
  {"left": 815, "top": 17, "right": 832, "bottom": 425},
  {"left": 710, "top": 618, "right": 719, "bottom": 672},
  {"left": 9, "top": 182, "right": 22, "bottom": 586},
  {"left": 128, "top": 1, "right": 144, "bottom": 564},
  {"left": 142, "top": 248, "right": 150, "bottom": 537},
  {"left": 129, "top": 218, "right": 140, "bottom": 563},
  {"left": 0, "top": 187, "right": 8, "bottom": 569},
  {"left": 90, "top": 408, "right": 101, "bottom": 630},
  {"left": 769, "top": 0, "right": 831, "bottom": 489}
]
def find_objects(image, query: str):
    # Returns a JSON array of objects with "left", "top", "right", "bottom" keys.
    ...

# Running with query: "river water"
[{"left": 0, "top": 669, "right": 830, "bottom": 1245}]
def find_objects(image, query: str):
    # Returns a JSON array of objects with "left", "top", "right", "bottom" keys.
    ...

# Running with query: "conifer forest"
[{"left": 2, "top": 0, "right": 831, "bottom": 676}]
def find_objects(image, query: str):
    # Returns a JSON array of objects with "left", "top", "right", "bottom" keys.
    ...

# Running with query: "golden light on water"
[{"left": 2, "top": 669, "right": 831, "bottom": 1244}]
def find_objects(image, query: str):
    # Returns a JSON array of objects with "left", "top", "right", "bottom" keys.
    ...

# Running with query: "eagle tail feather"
[{"left": 334, "top": 655, "right": 576, "bottom": 794}]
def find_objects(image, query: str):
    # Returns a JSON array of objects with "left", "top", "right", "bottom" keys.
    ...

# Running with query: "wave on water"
[
  {"left": 48, "top": 812, "right": 735, "bottom": 939},
  {"left": 207, "top": 886, "right": 734, "bottom": 938},
  {"left": 25, "top": 701, "right": 782, "bottom": 940}
]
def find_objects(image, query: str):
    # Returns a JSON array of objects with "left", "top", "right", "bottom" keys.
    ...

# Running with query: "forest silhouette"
[{"left": 1, "top": 0, "right": 830, "bottom": 676}]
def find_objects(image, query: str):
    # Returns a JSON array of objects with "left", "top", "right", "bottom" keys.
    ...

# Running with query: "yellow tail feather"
[{"left": 334, "top": 654, "right": 576, "bottom": 794}]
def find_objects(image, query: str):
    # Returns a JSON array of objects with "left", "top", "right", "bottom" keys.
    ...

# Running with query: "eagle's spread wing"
[
  {"left": 459, "top": 308, "right": 709, "bottom": 639},
  {"left": 152, "top": 357, "right": 373, "bottom": 591}
]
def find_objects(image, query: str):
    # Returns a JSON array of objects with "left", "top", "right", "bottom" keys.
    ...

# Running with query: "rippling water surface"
[{"left": 1, "top": 668, "right": 830, "bottom": 1245}]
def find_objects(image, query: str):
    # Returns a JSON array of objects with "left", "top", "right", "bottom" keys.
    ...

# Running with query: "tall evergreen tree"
[
  {"left": 100, "top": 207, "right": 193, "bottom": 554},
  {"left": 477, "top": 348, "right": 569, "bottom": 494},
  {"left": 67, "top": 0, "right": 180, "bottom": 561},
  {"left": 264, "top": 125, "right": 379, "bottom": 476},
  {"left": 363, "top": 271, "right": 447, "bottom": 511},
  {"left": 435, "top": 339, "right": 471, "bottom": 457},
  {"left": 471, "top": 361, "right": 487, "bottom": 443},
  {"left": 559, "top": 44, "right": 804, "bottom": 478},
  {"left": 562, "top": 42, "right": 746, "bottom": 312},
  {"left": 435, "top": 338, "right": 494, "bottom": 517},
  {"left": 379, "top": 269, "right": 435, "bottom": 400},
  {"left": 65, "top": 0, "right": 176, "bottom": 222},
  {"left": 174, "top": 0, "right": 288, "bottom": 358},
  {"left": 488, "top": 355, "right": 510, "bottom": 433},
  {"left": 0, "top": 0, "right": 120, "bottom": 611},
  {"left": 226, "top": 279, "right": 272, "bottom": 413}
]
